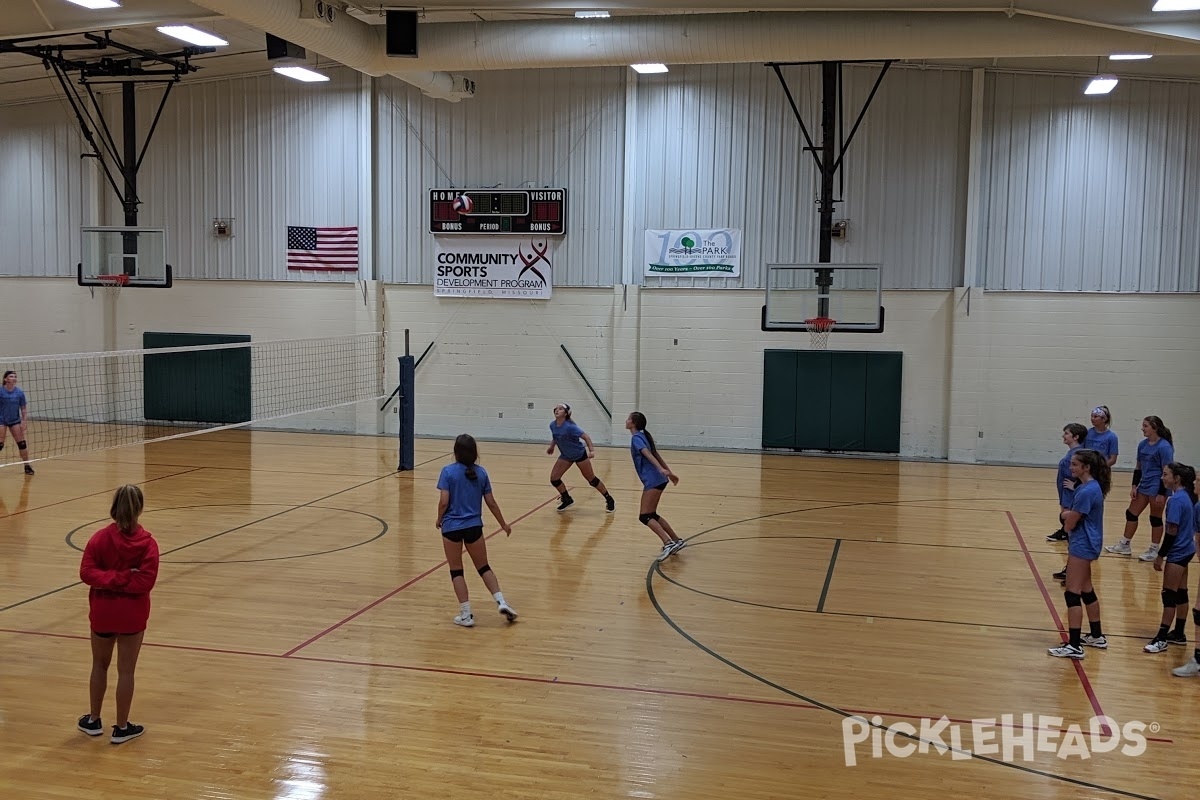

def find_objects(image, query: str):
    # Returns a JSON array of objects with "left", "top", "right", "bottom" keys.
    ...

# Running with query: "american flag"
[{"left": 287, "top": 225, "right": 359, "bottom": 271}]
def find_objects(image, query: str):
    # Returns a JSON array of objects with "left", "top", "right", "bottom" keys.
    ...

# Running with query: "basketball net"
[
  {"left": 96, "top": 273, "right": 129, "bottom": 300},
  {"left": 805, "top": 317, "right": 834, "bottom": 350}
]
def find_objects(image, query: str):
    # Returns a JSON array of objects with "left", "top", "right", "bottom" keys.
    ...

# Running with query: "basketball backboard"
[
  {"left": 762, "top": 263, "right": 883, "bottom": 332},
  {"left": 77, "top": 227, "right": 172, "bottom": 288}
]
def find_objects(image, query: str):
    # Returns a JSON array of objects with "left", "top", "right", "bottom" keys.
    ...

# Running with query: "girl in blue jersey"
[
  {"left": 1173, "top": 469, "right": 1200, "bottom": 677},
  {"left": 0, "top": 370, "right": 34, "bottom": 475},
  {"left": 1049, "top": 448, "right": 1110, "bottom": 659},
  {"left": 1048, "top": 423, "right": 1087, "bottom": 545},
  {"left": 1105, "top": 416, "right": 1174, "bottom": 562},
  {"left": 1085, "top": 406, "right": 1119, "bottom": 467},
  {"left": 1145, "top": 463, "right": 1197, "bottom": 653},
  {"left": 546, "top": 403, "right": 615, "bottom": 513},
  {"left": 435, "top": 434, "right": 517, "bottom": 627},
  {"left": 626, "top": 412, "right": 684, "bottom": 562}
]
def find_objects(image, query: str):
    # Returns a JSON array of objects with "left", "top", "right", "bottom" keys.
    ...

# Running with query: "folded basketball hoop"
[{"left": 805, "top": 316, "right": 834, "bottom": 350}]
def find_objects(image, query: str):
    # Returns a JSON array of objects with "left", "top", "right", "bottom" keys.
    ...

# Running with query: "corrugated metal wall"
[
  {"left": 636, "top": 63, "right": 970, "bottom": 290},
  {"left": 982, "top": 72, "right": 1200, "bottom": 292},
  {"left": 376, "top": 68, "right": 627, "bottom": 286},
  {"left": 0, "top": 98, "right": 88, "bottom": 277},
  {"left": 133, "top": 67, "right": 364, "bottom": 282}
]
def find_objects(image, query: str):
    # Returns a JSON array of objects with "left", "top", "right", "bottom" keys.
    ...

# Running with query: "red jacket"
[{"left": 79, "top": 523, "right": 159, "bottom": 635}]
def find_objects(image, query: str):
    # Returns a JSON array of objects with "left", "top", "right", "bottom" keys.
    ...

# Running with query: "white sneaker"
[
  {"left": 656, "top": 543, "right": 675, "bottom": 562},
  {"left": 1144, "top": 639, "right": 1170, "bottom": 653},
  {"left": 497, "top": 602, "right": 518, "bottom": 623},
  {"left": 1172, "top": 659, "right": 1200, "bottom": 677},
  {"left": 1138, "top": 547, "right": 1160, "bottom": 562},
  {"left": 453, "top": 612, "right": 475, "bottom": 627},
  {"left": 668, "top": 539, "right": 687, "bottom": 554},
  {"left": 1048, "top": 644, "right": 1084, "bottom": 659},
  {"left": 1081, "top": 634, "right": 1108, "bottom": 649},
  {"left": 1105, "top": 541, "right": 1132, "bottom": 555}
]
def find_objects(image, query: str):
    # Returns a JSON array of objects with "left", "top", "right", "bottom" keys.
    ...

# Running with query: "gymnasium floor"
[{"left": 0, "top": 429, "right": 1194, "bottom": 799}]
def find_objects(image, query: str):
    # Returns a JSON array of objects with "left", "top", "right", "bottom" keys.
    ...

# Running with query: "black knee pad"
[
  {"left": 551, "top": 479, "right": 564, "bottom": 488},
  {"left": 449, "top": 568, "right": 464, "bottom": 580},
  {"left": 1064, "top": 591, "right": 1082, "bottom": 608},
  {"left": 1125, "top": 509, "right": 1139, "bottom": 522},
  {"left": 477, "top": 564, "right": 492, "bottom": 577},
  {"left": 15, "top": 440, "right": 25, "bottom": 450},
  {"left": 639, "top": 513, "right": 653, "bottom": 526},
  {"left": 1194, "top": 608, "right": 1200, "bottom": 626},
  {"left": 1163, "top": 588, "right": 1177, "bottom": 608},
  {"left": 1179, "top": 589, "right": 1189, "bottom": 606},
  {"left": 1081, "top": 590, "right": 1098, "bottom": 605},
  {"left": 0, "top": 441, "right": 4, "bottom": 450},
  {"left": 1149, "top": 515, "right": 1163, "bottom": 528},
  {"left": 588, "top": 476, "right": 601, "bottom": 487}
]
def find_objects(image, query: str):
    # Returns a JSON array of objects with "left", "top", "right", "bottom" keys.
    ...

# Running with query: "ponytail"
[
  {"left": 1145, "top": 416, "right": 1173, "bottom": 445},
  {"left": 630, "top": 411, "right": 657, "bottom": 453},
  {"left": 110, "top": 484, "right": 144, "bottom": 535},
  {"left": 1074, "top": 449, "right": 1111, "bottom": 496},
  {"left": 1168, "top": 463, "right": 1198, "bottom": 505},
  {"left": 454, "top": 433, "right": 479, "bottom": 481}
]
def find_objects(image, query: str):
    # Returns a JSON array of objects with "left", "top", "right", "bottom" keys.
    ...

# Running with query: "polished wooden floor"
[{"left": 1, "top": 430, "right": 1197, "bottom": 799}]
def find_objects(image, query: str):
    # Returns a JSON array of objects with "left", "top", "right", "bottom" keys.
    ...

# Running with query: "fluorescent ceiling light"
[
  {"left": 575, "top": 10, "right": 610, "bottom": 18},
  {"left": 64, "top": 0, "right": 121, "bottom": 8},
  {"left": 631, "top": 63, "right": 668, "bottom": 74},
  {"left": 1084, "top": 75, "right": 1119, "bottom": 95},
  {"left": 273, "top": 66, "right": 330, "bottom": 83},
  {"left": 1153, "top": 1, "right": 1200, "bottom": 10},
  {"left": 1108, "top": 53, "right": 1152, "bottom": 60},
  {"left": 156, "top": 26, "right": 228, "bottom": 47}
]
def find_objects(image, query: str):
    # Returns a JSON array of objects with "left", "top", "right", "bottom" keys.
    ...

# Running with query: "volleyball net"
[{"left": 0, "top": 332, "right": 387, "bottom": 469}]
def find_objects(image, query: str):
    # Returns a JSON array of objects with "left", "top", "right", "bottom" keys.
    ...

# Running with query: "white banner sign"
[
  {"left": 644, "top": 228, "right": 741, "bottom": 277},
  {"left": 434, "top": 238, "right": 554, "bottom": 299}
]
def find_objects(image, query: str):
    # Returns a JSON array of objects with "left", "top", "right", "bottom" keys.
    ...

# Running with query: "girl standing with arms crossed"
[
  {"left": 436, "top": 434, "right": 518, "bottom": 627},
  {"left": 546, "top": 403, "right": 615, "bottom": 513},
  {"left": 626, "top": 412, "right": 685, "bottom": 562},
  {"left": 1144, "top": 463, "right": 1196, "bottom": 653},
  {"left": 1106, "top": 416, "right": 1174, "bottom": 561},
  {"left": 78, "top": 485, "right": 158, "bottom": 743},
  {"left": 1048, "top": 449, "right": 1110, "bottom": 659}
]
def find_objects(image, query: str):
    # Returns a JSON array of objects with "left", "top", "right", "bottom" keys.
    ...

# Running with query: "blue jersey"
[
  {"left": 1085, "top": 428, "right": 1118, "bottom": 461},
  {"left": 550, "top": 419, "right": 587, "bottom": 461},
  {"left": 1164, "top": 488, "right": 1197, "bottom": 562},
  {"left": 0, "top": 386, "right": 26, "bottom": 425},
  {"left": 436, "top": 462, "right": 492, "bottom": 533},
  {"left": 1057, "top": 446, "right": 1081, "bottom": 507},
  {"left": 1135, "top": 438, "right": 1174, "bottom": 495},
  {"left": 630, "top": 431, "right": 666, "bottom": 489},
  {"left": 1195, "top": 500, "right": 1200, "bottom": 536},
  {"left": 1067, "top": 479, "right": 1105, "bottom": 561}
]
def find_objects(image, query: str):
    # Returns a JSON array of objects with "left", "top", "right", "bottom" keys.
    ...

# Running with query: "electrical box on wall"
[
  {"left": 832, "top": 220, "right": 848, "bottom": 240},
  {"left": 213, "top": 218, "right": 234, "bottom": 238}
]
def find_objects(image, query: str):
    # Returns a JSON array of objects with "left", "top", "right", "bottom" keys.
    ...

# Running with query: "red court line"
[
  {"left": 1007, "top": 510, "right": 1112, "bottom": 736},
  {"left": 280, "top": 491, "right": 564, "bottom": 657},
  {"left": 0, "top": 625, "right": 1172, "bottom": 743}
]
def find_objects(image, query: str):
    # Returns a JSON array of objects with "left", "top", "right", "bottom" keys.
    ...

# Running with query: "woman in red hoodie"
[{"left": 77, "top": 485, "right": 159, "bottom": 744}]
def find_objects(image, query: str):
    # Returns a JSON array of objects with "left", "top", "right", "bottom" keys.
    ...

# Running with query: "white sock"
[
  {"left": 1120, "top": 537, "right": 1131, "bottom": 546},
  {"left": 493, "top": 592, "right": 505, "bottom": 605},
  {"left": 460, "top": 601, "right": 471, "bottom": 616}
]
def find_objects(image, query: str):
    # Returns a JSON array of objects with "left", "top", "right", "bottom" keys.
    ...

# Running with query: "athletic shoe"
[
  {"left": 667, "top": 539, "right": 687, "bottom": 554},
  {"left": 656, "top": 543, "right": 675, "bottom": 563},
  {"left": 1052, "top": 567, "right": 1067, "bottom": 581},
  {"left": 1048, "top": 644, "right": 1084, "bottom": 659},
  {"left": 1144, "top": 639, "right": 1170, "bottom": 654},
  {"left": 1104, "top": 541, "right": 1132, "bottom": 556},
  {"left": 1138, "top": 547, "right": 1160, "bottom": 562},
  {"left": 556, "top": 495, "right": 574, "bottom": 512},
  {"left": 453, "top": 612, "right": 475, "bottom": 628},
  {"left": 77, "top": 715, "right": 103, "bottom": 736},
  {"left": 605, "top": 496, "right": 616, "bottom": 513},
  {"left": 1046, "top": 530, "right": 1068, "bottom": 542},
  {"left": 23, "top": 465, "right": 34, "bottom": 475},
  {"left": 1081, "top": 634, "right": 1108, "bottom": 649},
  {"left": 1172, "top": 659, "right": 1200, "bottom": 677},
  {"left": 110, "top": 723, "right": 144, "bottom": 744},
  {"left": 497, "top": 602, "right": 518, "bottom": 623},
  {"left": 1166, "top": 631, "right": 1188, "bottom": 646}
]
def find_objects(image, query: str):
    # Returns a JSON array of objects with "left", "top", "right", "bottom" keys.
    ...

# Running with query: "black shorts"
[
  {"left": 1169, "top": 552, "right": 1194, "bottom": 567},
  {"left": 650, "top": 481, "right": 668, "bottom": 492},
  {"left": 92, "top": 630, "right": 141, "bottom": 638},
  {"left": 558, "top": 454, "right": 589, "bottom": 465},
  {"left": 442, "top": 525, "right": 484, "bottom": 544}
]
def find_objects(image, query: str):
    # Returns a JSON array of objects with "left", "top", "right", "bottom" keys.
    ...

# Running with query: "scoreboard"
[{"left": 429, "top": 188, "right": 566, "bottom": 235}]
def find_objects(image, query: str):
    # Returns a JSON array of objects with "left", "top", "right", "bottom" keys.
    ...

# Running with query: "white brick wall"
[{"left": 2, "top": 278, "right": 1198, "bottom": 468}]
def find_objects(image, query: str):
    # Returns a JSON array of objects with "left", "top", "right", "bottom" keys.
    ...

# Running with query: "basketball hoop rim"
[{"left": 804, "top": 316, "right": 835, "bottom": 331}]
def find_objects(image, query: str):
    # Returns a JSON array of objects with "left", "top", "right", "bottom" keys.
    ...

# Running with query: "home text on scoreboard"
[{"left": 429, "top": 188, "right": 566, "bottom": 235}]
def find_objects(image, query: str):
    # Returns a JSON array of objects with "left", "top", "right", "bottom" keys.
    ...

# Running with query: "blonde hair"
[{"left": 110, "top": 484, "right": 144, "bottom": 534}]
